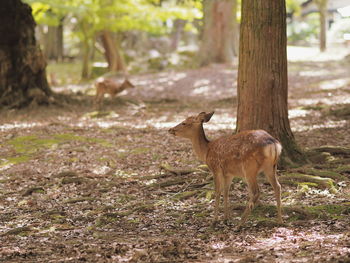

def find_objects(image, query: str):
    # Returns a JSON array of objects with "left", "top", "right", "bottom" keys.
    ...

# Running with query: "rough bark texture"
[
  {"left": 100, "top": 31, "right": 126, "bottom": 73},
  {"left": 236, "top": 0, "right": 305, "bottom": 166},
  {"left": 0, "top": 0, "right": 51, "bottom": 109},
  {"left": 198, "top": 0, "right": 237, "bottom": 66}
]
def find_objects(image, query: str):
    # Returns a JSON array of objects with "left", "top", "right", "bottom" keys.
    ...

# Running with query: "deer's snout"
[{"left": 168, "top": 128, "right": 176, "bottom": 135}]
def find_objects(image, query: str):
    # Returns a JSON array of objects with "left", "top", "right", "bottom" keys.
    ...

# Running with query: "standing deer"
[
  {"left": 94, "top": 78, "right": 135, "bottom": 106},
  {"left": 168, "top": 111, "right": 283, "bottom": 226}
]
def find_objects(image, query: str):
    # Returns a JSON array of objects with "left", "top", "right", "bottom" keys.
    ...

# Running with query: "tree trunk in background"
[
  {"left": 236, "top": 0, "right": 305, "bottom": 167},
  {"left": 100, "top": 31, "right": 126, "bottom": 73},
  {"left": 0, "top": 0, "right": 51, "bottom": 109},
  {"left": 44, "top": 20, "right": 64, "bottom": 61},
  {"left": 57, "top": 21, "right": 64, "bottom": 60},
  {"left": 81, "top": 37, "right": 92, "bottom": 79},
  {"left": 232, "top": 0, "right": 239, "bottom": 56},
  {"left": 198, "top": 0, "right": 237, "bottom": 66},
  {"left": 170, "top": 19, "right": 186, "bottom": 50},
  {"left": 315, "top": 0, "right": 328, "bottom": 52},
  {"left": 80, "top": 20, "right": 93, "bottom": 79}
]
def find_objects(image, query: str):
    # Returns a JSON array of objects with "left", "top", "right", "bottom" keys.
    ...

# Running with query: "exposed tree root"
[
  {"left": 160, "top": 163, "right": 200, "bottom": 175},
  {"left": 292, "top": 168, "right": 347, "bottom": 181},
  {"left": 279, "top": 173, "right": 337, "bottom": 193},
  {"left": 22, "top": 187, "right": 45, "bottom": 196},
  {"left": 311, "top": 146, "right": 350, "bottom": 156}
]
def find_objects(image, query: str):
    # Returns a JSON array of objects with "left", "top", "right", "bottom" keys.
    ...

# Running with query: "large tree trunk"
[
  {"left": 236, "top": 0, "right": 305, "bottom": 167},
  {"left": 0, "top": 0, "right": 51, "bottom": 109},
  {"left": 100, "top": 31, "right": 126, "bottom": 73},
  {"left": 198, "top": 0, "right": 237, "bottom": 66},
  {"left": 315, "top": 0, "right": 328, "bottom": 52}
]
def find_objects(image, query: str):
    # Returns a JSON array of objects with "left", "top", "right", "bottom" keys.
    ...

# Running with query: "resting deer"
[
  {"left": 94, "top": 78, "right": 135, "bottom": 106},
  {"left": 168, "top": 112, "right": 282, "bottom": 226}
]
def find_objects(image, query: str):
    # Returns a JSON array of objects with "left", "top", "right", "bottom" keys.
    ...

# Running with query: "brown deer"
[
  {"left": 168, "top": 111, "right": 283, "bottom": 227},
  {"left": 94, "top": 78, "right": 135, "bottom": 106}
]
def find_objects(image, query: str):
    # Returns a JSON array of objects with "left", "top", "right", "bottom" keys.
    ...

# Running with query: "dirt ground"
[{"left": 1, "top": 46, "right": 350, "bottom": 262}]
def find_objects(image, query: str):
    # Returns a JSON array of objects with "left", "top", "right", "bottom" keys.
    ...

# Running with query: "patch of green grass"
[
  {"left": 3, "top": 133, "right": 113, "bottom": 167},
  {"left": 307, "top": 204, "right": 350, "bottom": 219},
  {"left": 8, "top": 135, "right": 58, "bottom": 154},
  {"left": 130, "top": 147, "right": 150, "bottom": 155},
  {"left": 116, "top": 194, "right": 137, "bottom": 204}
]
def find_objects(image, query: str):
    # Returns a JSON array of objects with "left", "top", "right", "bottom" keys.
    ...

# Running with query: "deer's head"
[
  {"left": 168, "top": 111, "right": 214, "bottom": 139},
  {"left": 122, "top": 79, "right": 135, "bottom": 89}
]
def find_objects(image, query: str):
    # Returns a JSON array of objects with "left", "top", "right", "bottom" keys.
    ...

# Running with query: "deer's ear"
[{"left": 197, "top": 111, "right": 214, "bottom": 123}]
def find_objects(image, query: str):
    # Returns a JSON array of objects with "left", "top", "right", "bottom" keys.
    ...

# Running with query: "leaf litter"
[{"left": 0, "top": 62, "right": 350, "bottom": 262}]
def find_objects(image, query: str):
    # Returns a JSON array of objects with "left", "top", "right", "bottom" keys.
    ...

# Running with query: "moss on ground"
[
  {"left": 243, "top": 203, "right": 350, "bottom": 223},
  {"left": 1, "top": 134, "right": 113, "bottom": 168}
]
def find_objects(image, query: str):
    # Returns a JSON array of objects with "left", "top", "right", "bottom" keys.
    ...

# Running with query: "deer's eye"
[{"left": 181, "top": 123, "right": 186, "bottom": 126}]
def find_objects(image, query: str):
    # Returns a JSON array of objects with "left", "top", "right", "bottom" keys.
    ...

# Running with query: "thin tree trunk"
[
  {"left": 81, "top": 38, "right": 91, "bottom": 79},
  {"left": 315, "top": 0, "right": 328, "bottom": 52},
  {"left": 80, "top": 20, "right": 92, "bottom": 79},
  {"left": 45, "top": 26, "right": 56, "bottom": 60},
  {"left": 57, "top": 20, "right": 64, "bottom": 61},
  {"left": 44, "top": 23, "right": 64, "bottom": 61},
  {"left": 198, "top": 0, "right": 236, "bottom": 66},
  {"left": 236, "top": 0, "right": 305, "bottom": 167},
  {"left": 170, "top": 19, "right": 186, "bottom": 50},
  {"left": 0, "top": 0, "right": 51, "bottom": 108},
  {"left": 100, "top": 31, "right": 126, "bottom": 72},
  {"left": 232, "top": 0, "right": 239, "bottom": 56}
]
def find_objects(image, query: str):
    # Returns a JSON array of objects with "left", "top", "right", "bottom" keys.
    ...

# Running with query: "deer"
[
  {"left": 94, "top": 78, "right": 135, "bottom": 106},
  {"left": 168, "top": 111, "right": 283, "bottom": 227}
]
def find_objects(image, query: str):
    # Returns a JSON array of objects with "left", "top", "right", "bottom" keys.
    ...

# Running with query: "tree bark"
[
  {"left": 80, "top": 20, "right": 92, "bottom": 79},
  {"left": 100, "top": 31, "right": 126, "bottom": 73},
  {"left": 236, "top": 0, "right": 305, "bottom": 167},
  {"left": 315, "top": 0, "right": 328, "bottom": 52},
  {"left": 43, "top": 19, "right": 64, "bottom": 61},
  {"left": 198, "top": 0, "right": 237, "bottom": 66},
  {"left": 0, "top": 0, "right": 51, "bottom": 109},
  {"left": 170, "top": 19, "right": 186, "bottom": 50}
]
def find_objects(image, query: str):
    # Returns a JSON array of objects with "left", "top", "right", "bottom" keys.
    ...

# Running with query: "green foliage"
[
  {"left": 286, "top": 0, "right": 303, "bottom": 15},
  {"left": 24, "top": 0, "right": 201, "bottom": 35},
  {"left": 288, "top": 13, "right": 319, "bottom": 43}
]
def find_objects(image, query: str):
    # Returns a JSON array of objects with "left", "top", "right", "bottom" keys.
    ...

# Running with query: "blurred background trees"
[{"left": 20, "top": 0, "right": 350, "bottom": 82}]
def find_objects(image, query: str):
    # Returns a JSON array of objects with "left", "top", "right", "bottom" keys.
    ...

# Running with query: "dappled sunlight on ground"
[
  {"left": 0, "top": 122, "right": 42, "bottom": 131},
  {"left": 292, "top": 119, "right": 347, "bottom": 132},
  {"left": 288, "top": 108, "right": 309, "bottom": 118},
  {"left": 319, "top": 78, "right": 350, "bottom": 90},
  {"left": 1, "top": 52, "right": 350, "bottom": 262},
  {"left": 287, "top": 45, "right": 349, "bottom": 62}
]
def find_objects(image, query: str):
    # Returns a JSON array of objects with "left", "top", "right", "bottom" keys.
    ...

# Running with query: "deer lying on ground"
[
  {"left": 168, "top": 112, "right": 283, "bottom": 227},
  {"left": 94, "top": 78, "right": 135, "bottom": 106}
]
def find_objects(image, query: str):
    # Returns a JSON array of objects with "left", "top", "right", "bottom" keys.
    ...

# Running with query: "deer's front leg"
[
  {"left": 213, "top": 173, "right": 223, "bottom": 223},
  {"left": 223, "top": 176, "right": 233, "bottom": 221}
]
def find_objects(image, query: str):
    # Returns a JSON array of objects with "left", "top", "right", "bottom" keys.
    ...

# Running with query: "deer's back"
[
  {"left": 96, "top": 80, "right": 121, "bottom": 95},
  {"left": 206, "top": 130, "right": 279, "bottom": 172}
]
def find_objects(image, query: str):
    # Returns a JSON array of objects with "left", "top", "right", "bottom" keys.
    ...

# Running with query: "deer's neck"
[
  {"left": 190, "top": 125, "right": 209, "bottom": 163},
  {"left": 113, "top": 83, "right": 126, "bottom": 94}
]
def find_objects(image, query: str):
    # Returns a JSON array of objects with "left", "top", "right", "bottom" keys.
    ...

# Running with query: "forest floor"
[{"left": 1, "top": 46, "right": 350, "bottom": 262}]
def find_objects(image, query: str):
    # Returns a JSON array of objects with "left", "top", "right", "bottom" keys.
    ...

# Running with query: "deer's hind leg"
[
  {"left": 223, "top": 175, "right": 234, "bottom": 221},
  {"left": 264, "top": 164, "right": 283, "bottom": 223},
  {"left": 239, "top": 165, "right": 260, "bottom": 227}
]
